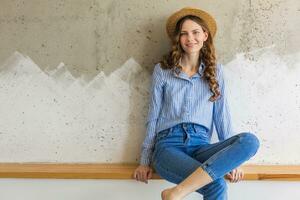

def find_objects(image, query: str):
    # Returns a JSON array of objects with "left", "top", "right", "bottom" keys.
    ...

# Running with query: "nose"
[{"left": 187, "top": 33, "right": 193, "bottom": 41}]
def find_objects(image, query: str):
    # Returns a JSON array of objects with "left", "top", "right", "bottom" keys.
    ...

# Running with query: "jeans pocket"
[
  {"left": 155, "top": 128, "right": 172, "bottom": 142},
  {"left": 192, "top": 124, "right": 210, "bottom": 140},
  {"left": 194, "top": 124, "right": 208, "bottom": 134}
]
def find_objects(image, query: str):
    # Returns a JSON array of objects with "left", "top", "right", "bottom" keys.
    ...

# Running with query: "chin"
[
  {"left": 185, "top": 49, "right": 201, "bottom": 54},
  {"left": 183, "top": 47, "right": 201, "bottom": 53}
]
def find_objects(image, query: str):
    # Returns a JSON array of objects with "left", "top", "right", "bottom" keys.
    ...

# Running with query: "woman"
[{"left": 133, "top": 7, "right": 260, "bottom": 200}]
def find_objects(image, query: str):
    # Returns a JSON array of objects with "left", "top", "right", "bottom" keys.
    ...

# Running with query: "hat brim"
[{"left": 166, "top": 7, "right": 217, "bottom": 39}]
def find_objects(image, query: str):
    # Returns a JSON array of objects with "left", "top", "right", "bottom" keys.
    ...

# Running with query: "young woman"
[{"left": 133, "top": 7, "right": 260, "bottom": 200}]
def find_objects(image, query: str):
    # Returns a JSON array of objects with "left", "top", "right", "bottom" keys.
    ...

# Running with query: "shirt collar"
[{"left": 172, "top": 61, "right": 205, "bottom": 79}]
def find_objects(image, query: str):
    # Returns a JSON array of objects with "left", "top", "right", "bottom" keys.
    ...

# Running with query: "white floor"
[{"left": 0, "top": 179, "right": 299, "bottom": 200}]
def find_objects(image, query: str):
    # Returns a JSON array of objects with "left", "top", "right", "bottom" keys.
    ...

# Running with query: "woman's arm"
[
  {"left": 213, "top": 64, "right": 234, "bottom": 141},
  {"left": 140, "top": 63, "right": 164, "bottom": 166}
]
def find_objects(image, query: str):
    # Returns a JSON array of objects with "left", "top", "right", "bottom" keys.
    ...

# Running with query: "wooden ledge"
[{"left": 0, "top": 163, "right": 299, "bottom": 181}]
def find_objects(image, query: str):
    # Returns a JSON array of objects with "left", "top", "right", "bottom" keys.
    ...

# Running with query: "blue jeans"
[{"left": 151, "top": 123, "right": 260, "bottom": 200}]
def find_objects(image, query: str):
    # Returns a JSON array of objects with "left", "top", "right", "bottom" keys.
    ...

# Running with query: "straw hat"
[{"left": 166, "top": 7, "right": 217, "bottom": 39}]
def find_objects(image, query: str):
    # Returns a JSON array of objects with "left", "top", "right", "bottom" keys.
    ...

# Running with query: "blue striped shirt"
[{"left": 140, "top": 62, "right": 234, "bottom": 166}]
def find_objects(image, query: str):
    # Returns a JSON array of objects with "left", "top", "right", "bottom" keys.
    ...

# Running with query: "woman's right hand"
[{"left": 133, "top": 165, "right": 153, "bottom": 184}]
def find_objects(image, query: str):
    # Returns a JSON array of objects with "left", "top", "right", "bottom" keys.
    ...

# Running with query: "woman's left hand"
[{"left": 225, "top": 167, "right": 244, "bottom": 183}]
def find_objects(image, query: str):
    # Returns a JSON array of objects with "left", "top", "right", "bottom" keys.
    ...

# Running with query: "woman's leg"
[
  {"left": 176, "top": 132, "right": 259, "bottom": 200},
  {"left": 153, "top": 132, "right": 259, "bottom": 200},
  {"left": 192, "top": 132, "right": 260, "bottom": 180},
  {"left": 199, "top": 178, "right": 228, "bottom": 200},
  {"left": 153, "top": 145, "right": 227, "bottom": 200},
  {"left": 153, "top": 146, "right": 213, "bottom": 200}
]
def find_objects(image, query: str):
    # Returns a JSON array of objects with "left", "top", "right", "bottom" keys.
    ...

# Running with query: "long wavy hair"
[{"left": 160, "top": 15, "right": 220, "bottom": 102}]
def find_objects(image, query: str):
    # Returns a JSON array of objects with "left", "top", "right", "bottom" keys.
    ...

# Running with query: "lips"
[{"left": 186, "top": 43, "right": 197, "bottom": 47}]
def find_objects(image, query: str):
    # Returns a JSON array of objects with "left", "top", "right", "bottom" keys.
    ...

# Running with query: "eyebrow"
[{"left": 180, "top": 29, "right": 201, "bottom": 32}]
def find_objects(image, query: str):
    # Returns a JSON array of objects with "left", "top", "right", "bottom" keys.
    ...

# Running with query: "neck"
[{"left": 180, "top": 52, "right": 200, "bottom": 71}]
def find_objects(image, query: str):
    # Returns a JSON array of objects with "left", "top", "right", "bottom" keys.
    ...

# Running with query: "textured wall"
[{"left": 0, "top": 0, "right": 299, "bottom": 164}]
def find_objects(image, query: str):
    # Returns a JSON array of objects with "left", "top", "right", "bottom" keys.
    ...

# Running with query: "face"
[{"left": 179, "top": 19, "right": 208, "bottom": 55}]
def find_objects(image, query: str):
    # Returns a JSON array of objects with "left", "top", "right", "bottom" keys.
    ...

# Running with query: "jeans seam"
[
  {"left": 201, "top": 164, "right": 217, "bottom": 180},
  {"left": 192, "top": 124, "right": 197, "bottom": 133},
  {"left": 200, "top": 143, "right": 235, "bottom": 181},
  {"left": 192, "top": 135, "right": 239, "bottom": 158}
]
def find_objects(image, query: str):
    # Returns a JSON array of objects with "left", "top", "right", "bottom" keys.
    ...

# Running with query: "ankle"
[{"left": 173, "top": 185, "right": 186, "bottom": 198}]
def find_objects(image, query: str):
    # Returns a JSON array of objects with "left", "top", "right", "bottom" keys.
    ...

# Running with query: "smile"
[{"left": 186, "top": 44, "right": 198, "bottom": 47}]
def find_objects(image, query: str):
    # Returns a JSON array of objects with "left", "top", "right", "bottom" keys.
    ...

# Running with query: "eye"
[
  {"left": 193, "top": 31, "right": 200, "bottom": 35},
  {"left": 180, "top": 32, "right": 187, "bottom": 36}
]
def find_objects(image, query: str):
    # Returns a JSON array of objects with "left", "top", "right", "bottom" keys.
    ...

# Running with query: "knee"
[{"left": 239, "top": 132, "right": 260, "bottom": 155}]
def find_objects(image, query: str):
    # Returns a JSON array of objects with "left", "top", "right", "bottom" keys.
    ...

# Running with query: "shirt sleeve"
[
  {"left": 213, "top": 63, "right": 235, "bottom": 141},
  {"left": 140, "top": 63, "right": 164, "bottom": 166}
]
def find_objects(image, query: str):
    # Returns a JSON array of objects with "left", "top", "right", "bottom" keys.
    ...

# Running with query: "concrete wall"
[
  {"left": 1, "top": 1, "right": 300, "bottom": 199},
  {"left": 0, "top": 0, "right": 299, "bottom": 164}
]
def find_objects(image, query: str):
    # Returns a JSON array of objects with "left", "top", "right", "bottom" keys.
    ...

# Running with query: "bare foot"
[{"left": 161, "top": 187, "right": 183, "bottom": 200}]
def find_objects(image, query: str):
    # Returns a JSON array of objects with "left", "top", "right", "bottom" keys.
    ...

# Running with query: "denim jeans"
[{"left": 151, "top": 123, "right": 260, "bottom": 200}]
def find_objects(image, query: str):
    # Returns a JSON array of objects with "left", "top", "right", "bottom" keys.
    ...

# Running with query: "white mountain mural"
[
  {"left": 0, "top": 49, "right": 299, "bottom": 164},
  {"left": 0, "top": 51, "right": 151, "bottom": 163},
  {"left": 225, "top": 48, "right": 300, "bottom": 164}
]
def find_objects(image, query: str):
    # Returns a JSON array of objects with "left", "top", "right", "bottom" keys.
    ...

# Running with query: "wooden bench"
[{"left": 0, "top": 163, "right": 299, "bottom": 181}]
